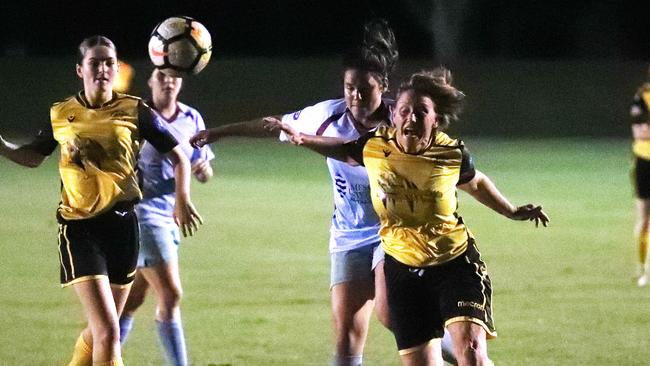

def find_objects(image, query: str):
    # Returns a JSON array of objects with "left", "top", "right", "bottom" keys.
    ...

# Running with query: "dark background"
[
  {"left": 2, "top": 0, "right": 649, "bottom": 60},
  {"left": 1, "top": 1, "right": 649, "bottom": 138}
]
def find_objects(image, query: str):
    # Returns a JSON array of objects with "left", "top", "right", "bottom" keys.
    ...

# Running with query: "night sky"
[{"left": 2, "top": 0, "right": 649, "bottom": 61}]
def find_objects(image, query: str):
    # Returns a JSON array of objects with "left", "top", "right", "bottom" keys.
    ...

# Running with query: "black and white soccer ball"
[{"left": 148, "top": 16, "right": 212, "bottom": 76}]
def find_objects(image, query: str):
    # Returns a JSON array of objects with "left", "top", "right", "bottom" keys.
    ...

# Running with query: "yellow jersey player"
[
  {"left": 269, "top": 67, "right": 549, "bottom": 366},
  {"left": 0, "top": 36, "right": 202, "bottom": 366},
  {"left": 630, "top": 66, "right": 650, "bottom": 287}
]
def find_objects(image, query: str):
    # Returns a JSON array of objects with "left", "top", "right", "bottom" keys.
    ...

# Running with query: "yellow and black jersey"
[
  {"left": 25, "top": 91, "right": 178, "bottom": 221},
  {"left": 346, "top": 126, "right": 476, "bottom": 267},
  {"left": 631, "top": 83, "right": 650, "bottom": 159}
]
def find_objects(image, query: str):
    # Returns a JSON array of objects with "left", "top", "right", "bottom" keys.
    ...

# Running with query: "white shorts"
[
  {"left": 330, "top": 243, "right": 384, "bottom": 287},
  {"left": 137, "top": 223, "right": 180, "bottom": 267}
]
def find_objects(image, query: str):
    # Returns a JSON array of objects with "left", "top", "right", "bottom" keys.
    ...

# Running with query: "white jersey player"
[{"left": 190, "top": 19, "right": 457, "bottom": 366}]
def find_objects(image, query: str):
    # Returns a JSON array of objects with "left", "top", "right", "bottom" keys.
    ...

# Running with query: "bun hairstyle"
[
  {"left": 397, "top": 67, "right": 465, "bottom": 130},
  {"left": 342, "top": 18, "right": 399, "bottom": 90},
  {"left": 77, "top": 35, "right": 116, "bottom": 65}
]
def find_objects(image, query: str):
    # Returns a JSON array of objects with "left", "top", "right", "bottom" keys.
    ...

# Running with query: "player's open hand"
[
  {"left": 190, "top": 130, "right": 210, "bottom": 149},
  {"left": 510, "top": 204, "right": 549, "bottom": 227},
  {"left": 262, "top": 117, "right": 303, "bottom": 145},
  {"left": 174, "top": 199, "right": 204, "bottom": 237}
]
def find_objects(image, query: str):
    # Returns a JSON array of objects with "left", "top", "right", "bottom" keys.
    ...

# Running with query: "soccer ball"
[{"left": 148, "top": 16, "right": 212, "bottom": 76}]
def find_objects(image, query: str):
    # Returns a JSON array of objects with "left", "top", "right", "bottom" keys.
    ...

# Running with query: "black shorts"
[
  {"left": 633, "top": 157, "right": 650, "bottom": 199},
  {"left": 56, "top": 201, "right": 139, "bottom": 287},
  {"left": 384, "top": 240, "right": 497, "bottom": 351}
]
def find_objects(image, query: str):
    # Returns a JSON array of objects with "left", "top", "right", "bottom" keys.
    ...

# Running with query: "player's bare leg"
[
  {"left": 331, "top": 280, "right": 374, "bottom": 366},
  {"left": 634, "top": 198, "right": 650, "bottom": 286},
  {"left": 373, "top": 261, "right": 390, "bottom": 328},
  {"left": 71, "top": 278, "right": 131, "bottom": 364},
  {"left": 398, "top": 339, "right": 444, "bottom": 366},
  {"left": 447, "top": 322, "right": 493, "bottom": 366},
  {"left": 139, "top": 260, "right": 187, "bottom": 365},
  {"left": 119, "top": 271, "right": 150, "bottom": 343}
]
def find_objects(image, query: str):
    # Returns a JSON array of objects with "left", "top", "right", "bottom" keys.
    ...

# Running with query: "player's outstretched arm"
[
  {"left": 168, "top": 146, "right": 204, "bottom": 237},
  {"left": 262, "top": 117, "right": 359, "bottom": 165},
  {"left": 190, "top": 116, "right": 282, "bottom": 148},
  {"left": 458, "top": 170, "right": 549, "bottom": 227},
  {"left": 0, "top": 134, "right": 48, "bottom": 168}
]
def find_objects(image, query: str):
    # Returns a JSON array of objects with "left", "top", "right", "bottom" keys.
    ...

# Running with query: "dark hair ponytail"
[{"left": 342, "top": 18, "right": 399, "bottom": 89}]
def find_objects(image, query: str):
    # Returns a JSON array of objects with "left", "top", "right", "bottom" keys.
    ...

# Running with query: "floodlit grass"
[{"left": 0, "top": 137, "right": 648, "bottom": 365}]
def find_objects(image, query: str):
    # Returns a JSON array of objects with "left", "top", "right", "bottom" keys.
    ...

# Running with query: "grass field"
[{"left": 1, "top": 137, "right": 649, "bottom": 365}]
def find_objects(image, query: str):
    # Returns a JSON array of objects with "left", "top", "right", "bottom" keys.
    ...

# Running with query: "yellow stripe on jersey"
[
  {"left": 51, "top": 92, "right": 143, "bottom": 220},
  {"left": 363, "top": 126, "right": 472, "bottom": 267}
]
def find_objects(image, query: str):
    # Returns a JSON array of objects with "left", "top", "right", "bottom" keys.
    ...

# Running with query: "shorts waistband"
[{"left": 57, "top": 199, "right": 139, "bottom": 224}]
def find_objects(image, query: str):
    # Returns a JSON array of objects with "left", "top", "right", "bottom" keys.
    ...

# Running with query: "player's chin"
[{"left": 349, "top": 107, "right": 369, "bottom": 120}]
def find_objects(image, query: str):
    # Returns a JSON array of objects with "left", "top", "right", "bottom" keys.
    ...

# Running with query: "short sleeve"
[
  {"left": 23, "top": 122, "right": 57, "bottom": 156},
  {"left": 344, "top": 131, "right": 373, "bottom": 166},
  {"left": 138, "top": 101, "right": 178, "bottom": 154},
  {"left": 279, "top": 99, "right": 345, "bottom": 142},
  {"left": 457, "top": 145, "right": 476, "bottom": 185}
]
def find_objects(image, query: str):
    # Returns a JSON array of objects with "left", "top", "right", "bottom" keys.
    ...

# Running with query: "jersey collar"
[{"left": 76, "top": 90, "right": 118, "bottom": 109}]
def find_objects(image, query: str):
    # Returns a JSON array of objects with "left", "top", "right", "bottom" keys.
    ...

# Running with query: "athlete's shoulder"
[
  {"left": 368, "top": 125, "right": 397, "bottom": 142},
  {"left": 113, "top": 92, "right": 143, "bottom": 108},
  {"left": 283, "top": 98, "right": 346, "bottom": 126},
  {"left": 313, "top": 98, "right": 347, "bottom": 112},
  {"left": 298, "top": 98, "right": 347, "bottom": 119},
  {"left": 51, "top": 94, "right": 79, "bottom": 110},
  {"left": 176, "top": 101, "right": 200, "bottom": 117},
  {"left": 115, "top": 92, "right": 142, "bottom": 102},
  {"left": 433, "top": 131, "right": 462, "bottom": 147}
]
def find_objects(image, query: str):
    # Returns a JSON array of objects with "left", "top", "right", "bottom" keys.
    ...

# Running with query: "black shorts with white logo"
[
  {"left": 56, "top": 201, "right": 139, "bottom": 287},
  {"left": 384, "top": 239, "right": 497, "bottom": 351},
  {"left": 633, "top": 157, "right": 650, "bottom": 199}
]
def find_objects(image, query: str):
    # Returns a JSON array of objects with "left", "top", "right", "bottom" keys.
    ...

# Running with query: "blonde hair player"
[{"left": 270, "top": 67, "right": 549, "bottom": 366}]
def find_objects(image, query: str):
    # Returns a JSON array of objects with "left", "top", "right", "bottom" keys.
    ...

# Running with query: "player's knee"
[
  {"left": 125, "top": 290, "right": 147, "bottom": 310},
  {"left": 455, "top": 337, "right": 489, "bottom": 365},
  {"left": 160, "top": 286, "right": 183, "bottom": 310},
  {"left": 92, "top": 324, "right": 120, "bottom": 349}
]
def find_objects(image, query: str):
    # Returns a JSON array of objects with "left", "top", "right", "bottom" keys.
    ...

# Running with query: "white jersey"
[
  {"left": 137, "top": 102, "right": 215, "bottom": 226},
  {"left": 280, "top": 98, "right": 392, "bottom": 253}
]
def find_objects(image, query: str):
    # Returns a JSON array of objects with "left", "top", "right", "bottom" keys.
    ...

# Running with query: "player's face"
[
  {"left": 149, "top": 69, "right": 183, "bottom": 103},
  {"left": 76, "top": 45, "right": 118, "bottom": 93},
  {"left": 393, "top": 89, "right": 439, "bottom": 154},
  {"left": 343, "top": 69, "right": 385, "bottom": 122}
]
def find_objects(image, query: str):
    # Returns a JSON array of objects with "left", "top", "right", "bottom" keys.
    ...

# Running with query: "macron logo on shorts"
[{"left": 457, "top": 300, "right": 485, "bottom": 310}]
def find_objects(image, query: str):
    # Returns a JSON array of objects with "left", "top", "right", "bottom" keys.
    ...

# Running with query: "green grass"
[{"left": 0, "top": 137, "right": 648, "bottom": 365}]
